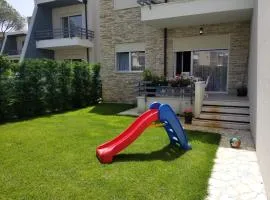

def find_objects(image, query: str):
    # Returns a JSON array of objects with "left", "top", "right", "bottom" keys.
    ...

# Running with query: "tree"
[{"left": 0, "top": 0, "right": 25, "bottom": 36}]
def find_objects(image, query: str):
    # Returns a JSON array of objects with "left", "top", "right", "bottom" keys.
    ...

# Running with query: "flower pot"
[
  {"left": 184, "top": 115, "right": 193, "bottom": 124},
  {"left": 237, "top": 87, "right": 247, "bottom": 97}
]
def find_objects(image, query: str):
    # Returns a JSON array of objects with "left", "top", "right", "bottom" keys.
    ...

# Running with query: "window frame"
[
  {"left": 61, "top": 14, "right": 82, "bottom": 37},
  {"left": 116, "top": 51, "right": 145, "bottom": 72}
]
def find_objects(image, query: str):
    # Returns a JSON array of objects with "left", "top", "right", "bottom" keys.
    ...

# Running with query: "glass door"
[
  {"left": 62, "top": 17, "right": 69, "bottom": 38},
  {"left": 61, "top": 15, "right": 82, "bottom": 38},
  {"left": 192, "top": 49, "right": 229, "bottom": 92}
]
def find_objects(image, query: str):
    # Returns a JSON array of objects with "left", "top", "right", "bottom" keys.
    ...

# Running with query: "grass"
[{"left": 0, "top": 103, "right": 220, "bottom": 200}]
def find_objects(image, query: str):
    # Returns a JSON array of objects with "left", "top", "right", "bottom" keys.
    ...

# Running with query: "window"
[
  {"left": 62, "top": 15, "right": 82, "bottom": 38},
  {"left": 117, "top": 51, "right": 145, "bottom": 72},
  {"left": 175, "top": 51, "right": 191, "bottom": 75}
]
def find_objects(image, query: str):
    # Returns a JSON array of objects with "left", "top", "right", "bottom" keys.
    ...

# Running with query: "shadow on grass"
[
  {"left": 114, "top": 144, "right": 186, "bottom": 163},
  {"left": 89, "top": 103, "right": 135, "bottom": 115},
  {"left": 0, "top": 106, "right": 87, "bottom": 126},
  {"left": 186, "top": 131, "right": 221, "bottom": 146}
]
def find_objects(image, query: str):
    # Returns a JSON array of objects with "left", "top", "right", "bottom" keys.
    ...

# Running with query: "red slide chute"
[{"left": 96, "top": 109, "right": 159, "bottom": 163}]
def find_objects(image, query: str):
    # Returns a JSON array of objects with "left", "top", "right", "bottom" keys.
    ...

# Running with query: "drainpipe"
[
  {"left": 164, "top": 28, "right": 167, "bottom": 77},
  {"left": 163, "top": 0, "right": 168, "bottom": 77},
  {"left": 83, "top": 0, "right": 90, "bottom": 63}
]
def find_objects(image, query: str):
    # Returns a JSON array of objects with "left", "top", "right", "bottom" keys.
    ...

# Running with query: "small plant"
[
  {"left": 142, "top": 69, "right": 152, "bottom": 81},
  {"left": 184, "top": 108, "right": 193, "bottom": 124},
  {"left": 236, "top": 82, "right": 247, "bottom": 97},
  {"left": 168, "top": 74, "right": 192, "bottom": 87},
  {"left": 142, "top": 69, "right": 168, "bottom": 86}
]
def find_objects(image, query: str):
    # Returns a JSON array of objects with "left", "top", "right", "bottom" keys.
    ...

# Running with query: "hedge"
[{"left": 0, "top": 56, "right": 101, "bottom": 121}]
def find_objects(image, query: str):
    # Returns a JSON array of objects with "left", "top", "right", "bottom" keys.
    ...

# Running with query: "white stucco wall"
[
  {"left": 249, "top": 0, "right": 270, "bottom": 198},
  {"left": 248, "top": 0, "right": 257, "bottom": 141},
  {"left": 16, "top": 36, "right": 26, "bottom": 52},
  {"left": 173, "top": 34, "right": 230, "bottom": 51},
  {"left": 52, "top": 4, "right": 84, "bottom": 30},
  {"left": 114, "top": 0, "right": 138, "bottom": 10},
  {"left": 51, "top": 2, "right": 100, "bottom": 63},
  {"left": 54, "top": 48, "right": 87, "bottom": 61},
  {"left": 88, "top": 0, "right": 101, "bottom": 62},
  {"left": 256, "top": 0, "right": 270, "bottom": 197}
]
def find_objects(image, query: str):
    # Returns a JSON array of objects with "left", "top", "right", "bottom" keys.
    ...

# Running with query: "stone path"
[
  {"left": 184, "top": 125, "right": 267, "bottom": 200},
  {"left": 118, "top": 108, "right": 267, "bottom": 199}
]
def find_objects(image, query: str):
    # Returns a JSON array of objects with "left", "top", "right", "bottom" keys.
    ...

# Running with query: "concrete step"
[
  {"left": 199, "top": 113, "right": 250, "bottom": 123},
  {"left": 202, "top": 106, "right": 249, "bottom": 115},
  {"left": 203, "top": 100, "right": 249, "bottom": 107},
  {"left": 192, "top": 119, "right": 250, "bottom": 130}
]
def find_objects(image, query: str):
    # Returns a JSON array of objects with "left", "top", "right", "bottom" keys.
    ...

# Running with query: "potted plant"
[
  {"left": 236, "top": 82, "right": 248, "bottom": 97},
  {"left": 184, "top": 108, "right": 193, "bottom": 124},
  {"left": 236, "top": 65, "right": 248, "bottom": 97},
  {"left": 168, "top": 74, "right": 192, "bottom": 88}
]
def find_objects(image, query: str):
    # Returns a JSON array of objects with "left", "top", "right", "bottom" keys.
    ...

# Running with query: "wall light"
[{"left": 199, "top": 27, "right": 204, "bottom": 35}]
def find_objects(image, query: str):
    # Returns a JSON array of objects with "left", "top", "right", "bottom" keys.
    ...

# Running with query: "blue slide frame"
[{"left": 150, "top": 102, "right": 192, "bottom": 150}]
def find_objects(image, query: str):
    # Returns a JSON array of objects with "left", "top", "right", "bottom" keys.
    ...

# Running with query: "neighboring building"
[
  {"left": 0, "top": 33, "right": 4, "bottom": 50},
  {"left": 20, "top": 0, "right": 100, "bottom": 63},
  {"left": 99, "top": 0, "right": 270, "bottom": 198},
  {"left": 0, "top": 31, "right": 27, "bottom": 61}
]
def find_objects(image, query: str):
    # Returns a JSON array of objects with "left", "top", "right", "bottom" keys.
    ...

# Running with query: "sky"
[{"left": 6, "top": 0, "right": 34, "bottom": 17}]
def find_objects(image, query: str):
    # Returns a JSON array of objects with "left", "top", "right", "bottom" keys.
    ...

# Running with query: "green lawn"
[{"left": 0, "top": 104, "right": 220, "bottom": 200}]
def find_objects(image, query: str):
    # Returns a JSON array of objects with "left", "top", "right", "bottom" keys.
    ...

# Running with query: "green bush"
[
  {"left": 0, "top": 57, "right": 17, "bottom": 120},
  {"left": 0, "top": 56, "right": 101, "bottom": 121}
]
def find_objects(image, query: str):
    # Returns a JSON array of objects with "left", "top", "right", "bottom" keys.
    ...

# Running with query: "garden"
[{"left": 0, "top": 56, "right": 221, "bottom": 199}]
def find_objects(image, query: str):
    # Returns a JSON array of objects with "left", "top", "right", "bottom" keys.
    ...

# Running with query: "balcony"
[
  {"left": 35, "top": 27, "right": 94, "bottom": 50},
  {"left": 35, "top": 0, "right": 82, "bottom": 7},
  {"left": 6, "top": 50, "right": 22, "bottom": 56},
  {"left": 139, "top": 0, "right": 253, "bottom": 28}
]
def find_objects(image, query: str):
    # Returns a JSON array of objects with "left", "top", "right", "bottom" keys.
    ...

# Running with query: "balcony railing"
[
  {"left": 137, "top": 0, "right": 165, "bottom": 6},
  {"left": 6, "top": 50, "right": 22, "bottom": 56},
  {"left": 35, "top": 27, "right": 94, "bottom": 41},
  {"left": 137, "top": 81, "right": 194, "bottom": 104}
]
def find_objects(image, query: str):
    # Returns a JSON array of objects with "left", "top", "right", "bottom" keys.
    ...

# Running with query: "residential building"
[
  {"left": 99, "top": 0, "right": 270, "bottom": 197},
  {"left": 100, "top": 0, "right": 251, "bottom": 103},
  {"left": 0, "top": 31, "right": 27, "bottom": 61},
  {"left": 20, "top": 0, "right": 100, "bottom": 63},
  {"left": 0, "top": 33, "right": 4, "bottom": 50}
]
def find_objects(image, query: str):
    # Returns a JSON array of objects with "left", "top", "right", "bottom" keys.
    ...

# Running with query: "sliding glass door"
[
  {"left": 192, "top": 49, "right": 229, "bottom": 92},
  {"left": 62, "top": 15, "right": 82, "bottom": 38}
]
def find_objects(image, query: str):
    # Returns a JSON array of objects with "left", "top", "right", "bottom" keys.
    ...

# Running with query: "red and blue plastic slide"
[{"left": 96, "top": 102, "right": 191, "bottom": 164}]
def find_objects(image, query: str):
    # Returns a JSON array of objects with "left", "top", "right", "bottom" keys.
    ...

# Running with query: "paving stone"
[{"left": 117, "top": 108, "right": 267, "bottom": 199}]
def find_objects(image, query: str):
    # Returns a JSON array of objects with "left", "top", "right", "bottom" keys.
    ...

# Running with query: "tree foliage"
[
  {"left": 0, "top": 56, "right": 101, "bottom": 121},
  {"left": 0, "top": 0, "right": 25, "bottom": 35}
]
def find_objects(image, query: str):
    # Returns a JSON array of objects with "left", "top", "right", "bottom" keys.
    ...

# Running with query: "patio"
[
  {"left": 118, "top": 109, "right": 267, "bottom": 199},
  {"left": 186, "top": 125, "right": 267, "bottom": 200}
]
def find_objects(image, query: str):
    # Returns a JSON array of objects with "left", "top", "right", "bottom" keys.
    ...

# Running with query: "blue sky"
[{"left": 7, "top": 0, "right": 34, "bottom": 17}]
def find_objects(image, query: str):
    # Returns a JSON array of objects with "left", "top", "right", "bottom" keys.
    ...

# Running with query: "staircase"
[{"left": 193, "top": 99, "right": 250, "bottom": 130}]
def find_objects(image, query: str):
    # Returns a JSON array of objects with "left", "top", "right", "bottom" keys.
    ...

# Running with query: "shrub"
[
  {"left": 0, "top": 57, "right": 18, "bottom": 120},
  {"left": 0, "top": 56, "right": 101, "bottom": 121}
]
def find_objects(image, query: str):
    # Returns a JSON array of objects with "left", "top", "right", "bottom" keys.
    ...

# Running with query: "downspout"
[
  {"left": 163, "top": 0, "right": 168, "bottom": 77},
  {"left": 83, "top": 0, "right": 90, "bottom": 63}
]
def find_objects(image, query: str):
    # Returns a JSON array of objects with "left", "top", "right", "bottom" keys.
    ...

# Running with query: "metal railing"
[
  {"left": 35, "top": 27, "right": 94, "bottom": 41},
  {"left": 137, "top": 0, "right": 166, "bottom": 6},
  {"left": 137, "top": 81, "right": 194, "bottom": 104},
  {"left": 6, "top": 49, "right": 22, "bottom": 55}
]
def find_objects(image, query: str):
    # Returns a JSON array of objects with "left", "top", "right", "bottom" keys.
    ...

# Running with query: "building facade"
[
  {"left": 0, "top": 31, "right": 27, "bottom": 61},
  {"left": 19, "top": 0, "right": 100, "bottom": 63},
  {"left": 100, "top": 0, "right": 252, "bottom": 104},
  {"left": 99, "top": 1, "right": 270, "bottom": 196}
]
